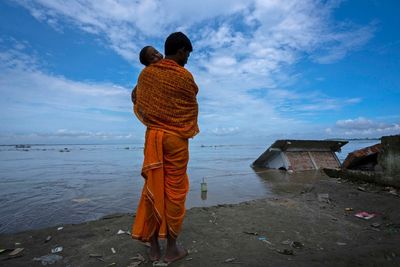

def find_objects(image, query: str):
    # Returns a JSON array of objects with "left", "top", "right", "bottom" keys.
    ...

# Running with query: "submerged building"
[{"left": 252, "top": 139, "right": 348, "bottom": 171}]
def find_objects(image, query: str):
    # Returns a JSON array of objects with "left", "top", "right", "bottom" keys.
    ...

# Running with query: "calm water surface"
[{"left": 0, "top": 140, "right": 379, "bottom": 233}]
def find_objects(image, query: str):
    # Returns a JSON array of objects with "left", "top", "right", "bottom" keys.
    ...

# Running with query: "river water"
[{"left": 0, "top": 139, "right": 379, "bottom": 233}]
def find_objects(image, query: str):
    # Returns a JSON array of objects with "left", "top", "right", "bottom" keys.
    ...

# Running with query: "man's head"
[
  {"left": 164, "top": 32, "right": 192, "bottom": 66},
  {"left": 139, "top": 46, "right": 163, "bottom": 66}
]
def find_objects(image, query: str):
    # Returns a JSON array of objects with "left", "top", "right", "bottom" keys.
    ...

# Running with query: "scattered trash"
[
  {"left": 345, "top": 208, "right": 353, "bottom": 211},
  {"left": 130, "top": 253, "right": 145, "bottom": 262},
  {"left": 243, "top": 231, "right": 258, "bottom": 236},
  {"left": 45, "top": 236, "right": 52, "bottom": 243},
  {"left": 276, "top": 249, "right": 294, "bottom": 255},
  {"left": 9, "top": 248, "right": 24, "bottom": 256},
  {"left": 127, "top": 261, "right": 141, "bottom": 267},
  {"left": 33, "top": 254, "right": 63, "bottom": 265},
  {"left": 153, "top": 261, "right": 169, "bottom": 266},
  {"left": 371, "top": 222, "right": 381, "bottom": 228},
  {"left": 51, "top": 246, "right": 63, "bottom": 253},
  {"left": 355, "top": 211, "right": 376, "bottom": 220},
  {"left": 291, "top": 241, "right": 303, "bottom": 249},
  {"left": 89, "top": 254, "right": 103, "bottom": 258},
  {"left": 201, "top": 178, "right": 207, "bottom": 192},
  {"left": 317, "top": 193, "right": 330, "bottom": 203},
  {"left": 209, "top": 212, "right": 217, "bottom": 224},
  {"left": 117, "top": 229, "right": 131, "bottom": 235},
  {"left": 387, "top": 187, "right": 398, "bottom": 196},
  {"left": 357, "top": 186, "right": 367, "bottom": 192},
  {"left": 186, "top": 257, "right": 193, "bottom": 261},
  {"left": 223, "top": 257, "right": 242, "bottom": 264},
  {"left": 336, "top": 242, "right": 347, "bottom": 246},
  {"left": 258, "top": 236, "right": 272, "bottom": 245},
  {"left": 14, "top": 242, "right": 21, "bottom": 246},
  {"left": 0, "top": 249, "right": 7, "bottom": 254},
  {"left": 57, "top": 227, "right": 63, "bottom": 231},
  {"left": 111, "top": 247, "right": 116, "bottom": 254},
  {"left": 281, "top": 240, "right": 292, "bottom": 245}
]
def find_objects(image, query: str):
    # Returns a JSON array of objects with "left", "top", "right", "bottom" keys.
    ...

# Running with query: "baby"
[{"left": 131, "top": 46, "right": 164, "bottom": 104}]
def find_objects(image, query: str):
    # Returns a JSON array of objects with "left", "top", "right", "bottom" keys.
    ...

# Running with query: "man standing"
[{"left": 131, "top": 32, "right": 199, "bottom": 263}]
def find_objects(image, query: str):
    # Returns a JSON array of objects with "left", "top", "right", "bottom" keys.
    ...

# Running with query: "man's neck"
[{"left": 165, "top": 55, "right": 181, "bottom": 66}]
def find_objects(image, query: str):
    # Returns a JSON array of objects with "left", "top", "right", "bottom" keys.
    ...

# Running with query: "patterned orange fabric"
[
  {"left": 134, "top": 59, "right": 199, "bottom": 138},
  {"left": 132, "top": 129, "right": 189, "bottom": 241}
]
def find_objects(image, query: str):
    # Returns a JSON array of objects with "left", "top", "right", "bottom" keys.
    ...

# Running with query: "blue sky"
[{"left": 0, "top": 0, "right": 399, "bottom": 145}]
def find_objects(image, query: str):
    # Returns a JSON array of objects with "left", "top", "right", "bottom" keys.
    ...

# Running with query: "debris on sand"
[
  {"left": 33, "top": 254, "right": 63, "bottom": 265},
  {"left": 355, "top": 211, "right": 376, "bottom": 220}
]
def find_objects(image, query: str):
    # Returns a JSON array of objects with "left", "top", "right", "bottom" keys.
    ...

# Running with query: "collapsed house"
[
  {"left": 252, "top": 140, "right": 348, "bottom": 171},
  {"left": 342, "top": 143, "right": 382, "bottom": 171},
  {"left": 324, "top": 135, "right": 400, "bottom": 188}
]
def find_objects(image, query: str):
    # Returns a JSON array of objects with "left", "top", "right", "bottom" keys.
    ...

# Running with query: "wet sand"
[{"left": 1, "top": 171, "right": 400, "bottom": 266}]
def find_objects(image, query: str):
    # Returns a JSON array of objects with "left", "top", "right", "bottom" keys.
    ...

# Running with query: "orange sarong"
[
  {"left": 131, "top": 59, "right": 198, "bottom": 241},
  {"left": 132, "top": 129, "right": 189, "bottom": 241}
]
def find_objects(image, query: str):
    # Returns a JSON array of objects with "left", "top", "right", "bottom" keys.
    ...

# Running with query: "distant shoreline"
[{"left": 0, "top": 138, "right": 382, "bottom": 147}]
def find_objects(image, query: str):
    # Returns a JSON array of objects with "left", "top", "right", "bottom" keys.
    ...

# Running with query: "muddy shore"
[{"left": 1, "top": 172, "right": 400, "bottom": 267}]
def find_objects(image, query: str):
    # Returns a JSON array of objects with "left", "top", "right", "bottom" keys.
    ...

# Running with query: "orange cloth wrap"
[
  {"left": 134, "top": 59, "right": 199, "bottom": 139},
  {"left": 132, "top": 129, "right": 189, "bottom": 241}
]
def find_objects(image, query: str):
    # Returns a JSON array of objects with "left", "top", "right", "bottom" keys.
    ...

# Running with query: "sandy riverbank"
[{"left": 1, "top": 172, "right": 400, "bottom": 266}]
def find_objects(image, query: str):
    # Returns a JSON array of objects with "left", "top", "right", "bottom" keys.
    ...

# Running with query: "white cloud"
[
  {"left": 5, "top": 0, "right": 380, "bottom": 141},
  {"left": 328, "top": 117, "right": 400, "bottom": 137},
  {"left": 0, "top": 46, "right": 139, "bottom": 136}
]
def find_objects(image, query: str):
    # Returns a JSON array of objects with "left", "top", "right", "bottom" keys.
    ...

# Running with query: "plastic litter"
[
  {"left": 89, "top": 254, "right": 103, "bottom": 258},
  {"left": 45, "top": 236, "right": 52, "bottom": 243},
  {"left": 153, "top": 261, "right": 169, "bottom": 266},
  {"left": 223, "top": 257, "right": 243, "bottom": 264},
  {"left": 201, "top": 178, "right": 207, "bottom": 192},
  {"left": 258, "top": 236, "right": 272, "bottom": 245},
  {"left": 117, "top": 229, "right": 131, "bottom": 235},
  {"left": 345, "top": 208, "right": 353, "bottom": 211},
  {"left": 243, "top": 231, "right": 258, "bottom": 236},
  {"left": 51, "top": 246, "right": 63, "bottom": 253},
  {"left": 111, "top": 247, "right": 116, "bottom": 254},
  {"left": 57, "top": 227, "right": 63, "bottom": 231},
  {"left": 9, "top": 248, "right": 24, "bottom": 256},
  {"left": 357, "top": 186, "right": 367, "bottom": 192},
  {"left": 276, "top": 249, "right": 294, "bottom": 255},
  {"left": 33, "top": 254, "right": 63, "bottom": 265},
  {"left": 291, "top": 241, "right": 303, "bottom": 249},
  {"left": 355, "top": 211, "right": 376, "bottom": 220},
  {"left": 130, "top": 253, "right": 145, "bottom": 262},
  {"left": 317, "top": 193, "right": 330, "bottom": 203}
]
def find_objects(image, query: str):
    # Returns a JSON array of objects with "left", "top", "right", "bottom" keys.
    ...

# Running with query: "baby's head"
[{"left": 139, "top": 46, "right": 163, "bottom": 66}]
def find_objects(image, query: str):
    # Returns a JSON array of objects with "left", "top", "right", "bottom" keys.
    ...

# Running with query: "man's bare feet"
[
  {"left": 164, "top": 245, "right": 188, "bottom": 263},
  {"left": 149, "top": 234, "right": 161, "bottom": 261}
]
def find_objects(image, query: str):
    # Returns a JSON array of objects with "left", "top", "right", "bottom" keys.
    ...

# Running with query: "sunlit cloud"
[{"left": 2, "top": 0, "right": 391, "bottom": 143}]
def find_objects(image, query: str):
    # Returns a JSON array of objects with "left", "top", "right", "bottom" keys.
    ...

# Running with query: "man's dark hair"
[
  {"left": 139, "top": 46, "right": 151, "bottom": 66},
  {"left": 164, "top": 32, "right": 193, "bottom": 56}
]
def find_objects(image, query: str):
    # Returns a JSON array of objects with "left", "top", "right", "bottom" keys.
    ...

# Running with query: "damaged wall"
[{"left": 379, "top": 135, "right": 400, "bottom": 183}]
